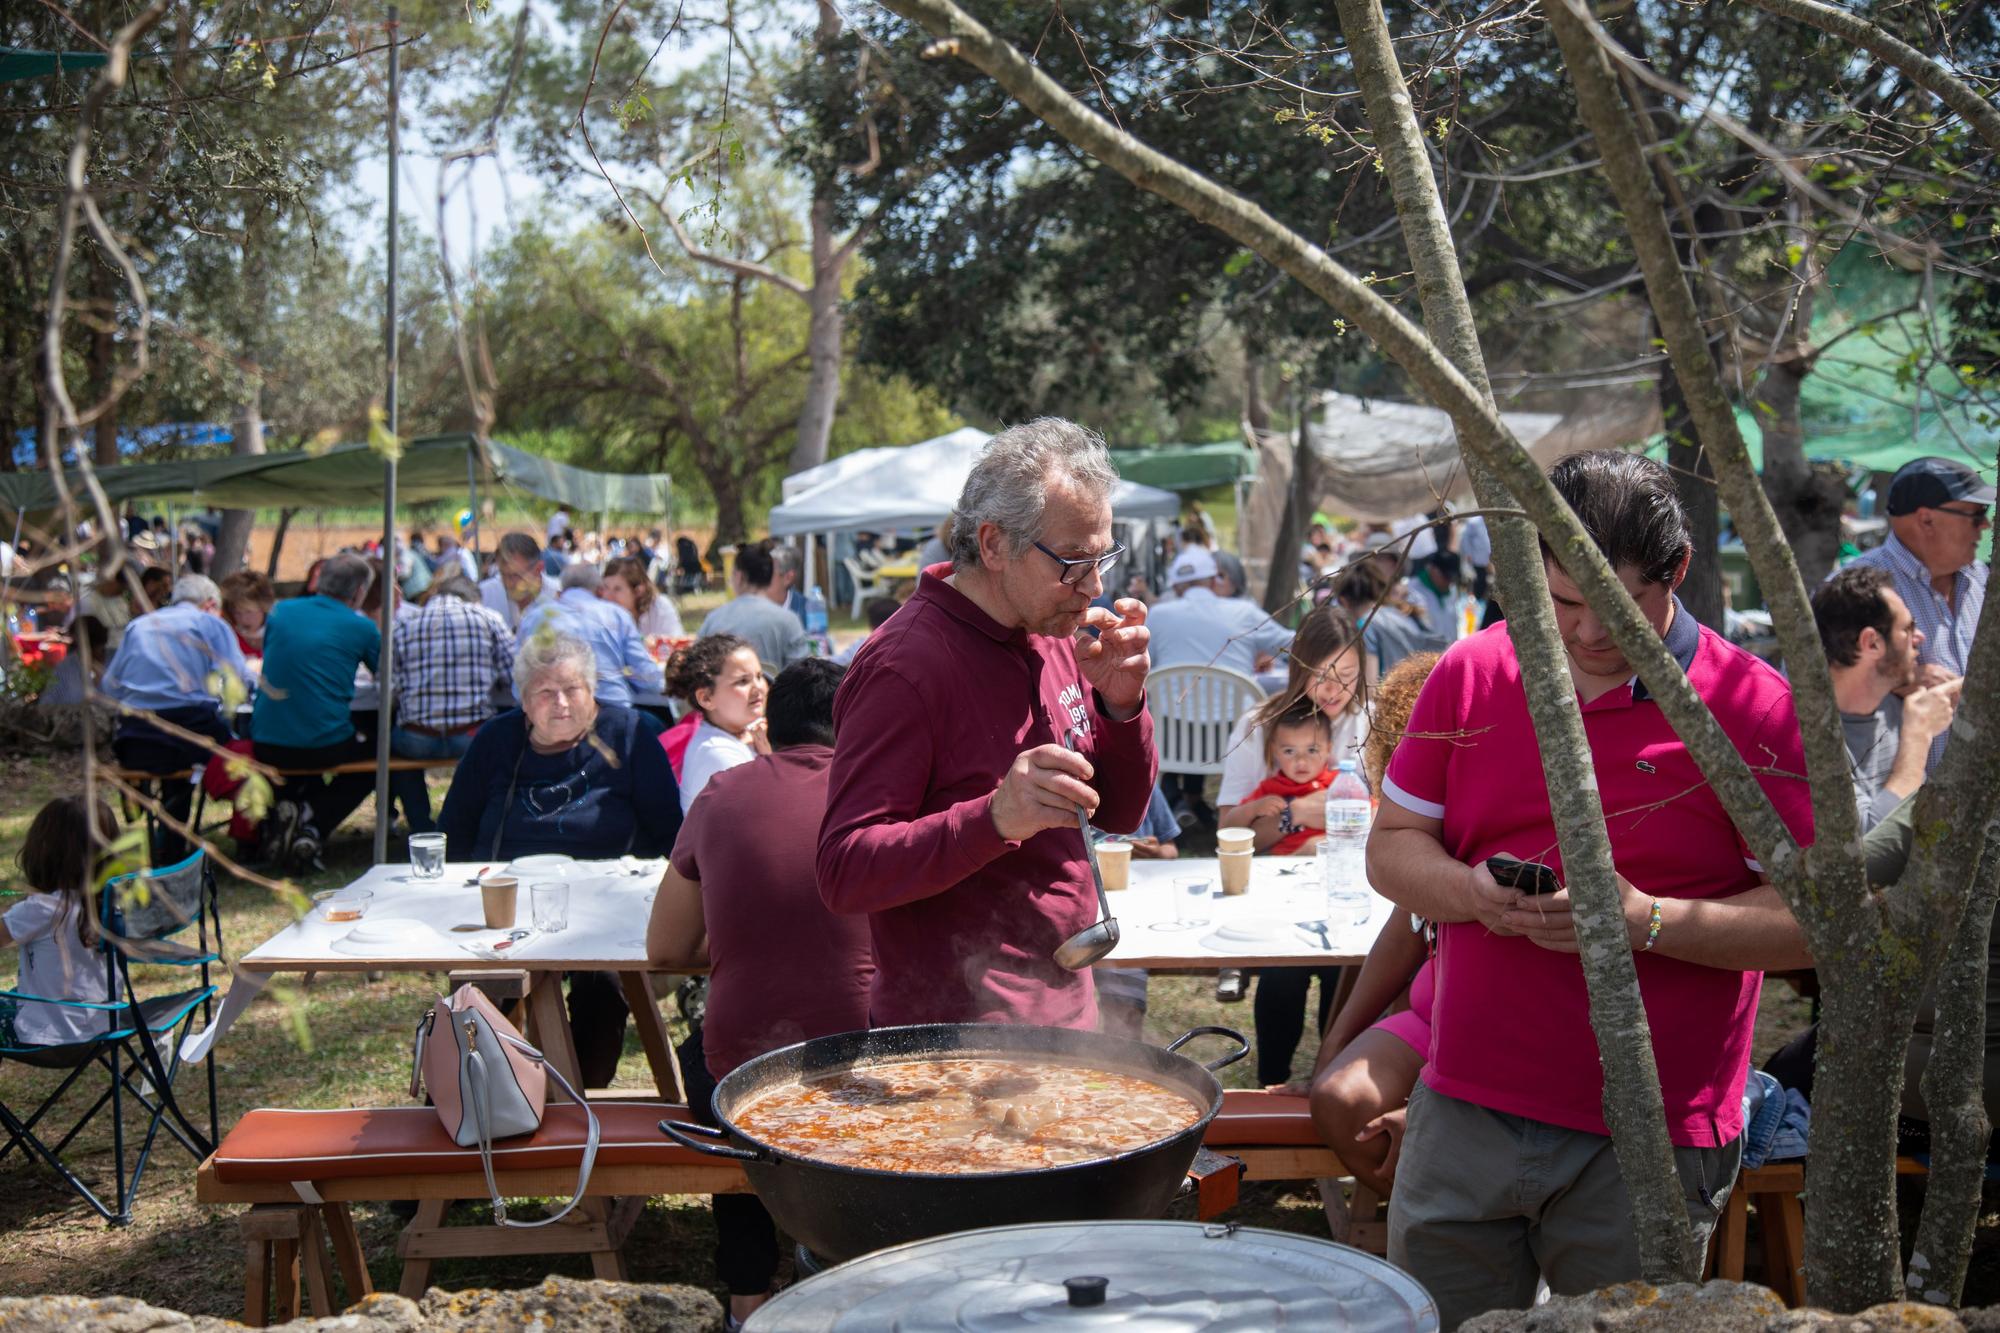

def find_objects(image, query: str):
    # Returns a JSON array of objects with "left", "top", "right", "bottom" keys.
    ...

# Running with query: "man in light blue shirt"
[
  {"left": 104, "top": 574, "right": 249, "bottom": 864},
  {"left": 1840, "top": 455, "right": 1991, "bottom": 773},
  {"left": 1147, "top": 545, "right": 1294, "bottom": 677},
  {"left": 1146, "top": 545, "right": 1294, "bottom": 826},
  {"left": 517, "top": 563, "right": 665, "bottom": 707}
]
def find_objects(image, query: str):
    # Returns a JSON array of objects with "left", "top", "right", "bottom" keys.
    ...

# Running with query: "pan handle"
[
  {"left": 1165, "top": 1025, "right": 1250, "bottom": 1073},
  {"left": 659, "top": 1119, "right": 769, "bottom": 1163}
]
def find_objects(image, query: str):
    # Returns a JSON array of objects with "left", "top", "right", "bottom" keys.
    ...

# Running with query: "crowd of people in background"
[{"left": 1, "top": 439, "right": 1992, "bottom": 1330}]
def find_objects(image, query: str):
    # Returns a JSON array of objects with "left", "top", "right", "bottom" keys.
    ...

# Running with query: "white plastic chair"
[
  {"left": 841, "top": 556, "right": 890, "bottom": 618},
  {"left": 1147, "top": 664, "right": 1265, "bottom": 777}
]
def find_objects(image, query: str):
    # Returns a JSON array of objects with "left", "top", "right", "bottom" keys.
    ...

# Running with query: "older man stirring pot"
[{"left": 817, "top": 419, "right": 1157, "bottom": 1030}]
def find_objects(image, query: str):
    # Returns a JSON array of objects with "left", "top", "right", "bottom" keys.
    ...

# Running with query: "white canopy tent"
[
  {"left": 771, "top": 426, "right": 1182, "bottom": 601},
  {"left": 771, "top": 427, "right": 1181, "bottom": 536}
]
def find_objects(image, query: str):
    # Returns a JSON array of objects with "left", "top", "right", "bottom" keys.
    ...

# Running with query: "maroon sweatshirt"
[{"left": 817, "top": 565, "right": 1158, "bottom": 1030}]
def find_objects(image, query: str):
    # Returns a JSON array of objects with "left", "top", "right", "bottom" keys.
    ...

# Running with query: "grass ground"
[{"left": 0, "top": 731, "right": 1994, "bottom": 1312}]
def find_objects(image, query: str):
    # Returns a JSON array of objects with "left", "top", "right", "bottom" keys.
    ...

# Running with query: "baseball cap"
[
  {"left": 1169, "top": 546, "right": 1219, "bottom": 586},
  {"left": 1884, "top": 456, "right": 1996, "bottom": 517}
]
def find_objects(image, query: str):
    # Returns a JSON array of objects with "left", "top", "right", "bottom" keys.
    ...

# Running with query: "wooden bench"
[
  {"left": 197, "top": 1089, "right": 1353, "bottom": 1323},
  {"left": 1708, "top": 1155, "right": 1932, "bottom": 1307}
]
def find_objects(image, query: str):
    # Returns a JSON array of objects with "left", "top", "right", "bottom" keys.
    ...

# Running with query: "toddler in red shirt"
[{"left": 1223, "top": 698, "right": 1335, "bottom": 856}]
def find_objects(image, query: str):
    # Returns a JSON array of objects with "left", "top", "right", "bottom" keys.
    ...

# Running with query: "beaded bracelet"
[
  {"left": 1277, "top": 800, "right": 1297, "bottom": 836},
  {"left": 1640, "top": 899, "right": 1664, "bottom": 952}
]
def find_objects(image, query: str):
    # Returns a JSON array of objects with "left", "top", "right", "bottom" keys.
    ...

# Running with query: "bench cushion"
[
  {"left": 1210, "top": 1091, "right": 1320, "bottom": 1147},
  {"left": 211, "top": 1090, "right": 1324, "bottom": 1186},
  {"left": 210, "top": 1104, "right": 710, "bottom": 1184}
]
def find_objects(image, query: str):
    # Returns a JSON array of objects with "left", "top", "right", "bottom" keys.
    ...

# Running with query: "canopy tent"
[
  {"left": 1301, "top": 392, "right": 1565, "bottom": 520},
  {"left": 0, "top": 433, "right": 671, "bottom": 518},
  {"left": 768, "top": 427, "right": 1181, "bottom": 536},
  {"left": 1106, "top": 441, "right": 1257, "bottom": 493},
  {"left": 779, "top": 443, "right": 910, "bottom": 502}
]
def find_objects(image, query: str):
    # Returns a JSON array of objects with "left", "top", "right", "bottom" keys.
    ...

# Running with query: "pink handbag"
[{"left": 411, "top": 983, "right": 599, "bottom": 1226}]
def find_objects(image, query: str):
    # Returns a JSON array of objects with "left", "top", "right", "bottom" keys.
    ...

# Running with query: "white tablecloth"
[
  {"left": 181, "top": 858, "right": 665, "bottom": 1063},
  {"left": 1103, "top": 857, "right": 1388, "bottom": 968},
  {"left": 183, "top": 855, "right": 1390, "bottom": 1062}
]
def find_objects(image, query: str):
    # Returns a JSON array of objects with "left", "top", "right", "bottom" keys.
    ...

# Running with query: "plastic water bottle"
[
  {"left": 804, "top": 586, "right": 829, "bottom": 635},
  {"left": 1321, "top": 761, "right": 1374, "bottom": 927}
]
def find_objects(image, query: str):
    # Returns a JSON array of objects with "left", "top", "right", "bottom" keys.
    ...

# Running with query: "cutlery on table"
[{"left": 1296, "top": 920, "right": 1334, "bottom": 950}]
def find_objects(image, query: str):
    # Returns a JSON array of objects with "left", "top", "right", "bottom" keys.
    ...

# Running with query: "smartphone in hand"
[{"left": 1484, "top": 854, "right": 1561, "bottom": 896}]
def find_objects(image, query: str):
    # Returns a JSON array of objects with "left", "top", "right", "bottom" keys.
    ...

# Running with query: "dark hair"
[
  {"left": 767, "top": 658, "right": 846, "bottom": 748},
  {"left": 1812, "top": 564, "right": 1898, "bottom": 668},
  {"left": 665, "top": 633, "right": 754, "bottom": 711},
  {"left": 17, "top": 795, "right": 120, "bottom": 949},
  {"left": 1539, "top": 450, "right": 1690, "bottom": 586},
  {"left": 73, "top": 614, "right": 110, "bottom": 661},
  {"left": 1246, "top": 603, "right": 1366, "bottom": 738},
  {"left": 497, "top": 532, "right": 541, "bottom": 563},
  {"left": 139, "top": 566, "right": 172, "bottom": 604},
  {"left": 734, "top": 544, "right": 774, "bottom": 589},
  {"left": 1263, "top": 694, "right": 1333, "bottom": 768},
  {"left": 1335, "top": 560, "right": 1421, "bottom": 621},
  {"left": 863, "top": 596, "right": 901, "bottom": 630}
]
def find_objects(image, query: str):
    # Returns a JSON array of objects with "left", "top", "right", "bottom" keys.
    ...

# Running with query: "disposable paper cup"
[
  {"left": 1095, "top": 840, "right": 1132, "bottom": 891},
  {"left": 479, "top": 875, "right": 519, "bottom": 929},
  {"left": 1216, "top": 827, "right": 1255, "bottom": 854},
  {"left": 1218, "top": 850, "right": 1253, "bottom": 896}
]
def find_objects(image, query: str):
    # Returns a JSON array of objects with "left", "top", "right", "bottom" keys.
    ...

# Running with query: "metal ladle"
[{"left": 1053, "top": 729, "right": 1122, "bottom": 971}]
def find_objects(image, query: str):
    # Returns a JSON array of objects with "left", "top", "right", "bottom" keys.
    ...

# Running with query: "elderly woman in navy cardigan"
[{"left": 439, "top": 631, "right": 682, "bottom": 1085}]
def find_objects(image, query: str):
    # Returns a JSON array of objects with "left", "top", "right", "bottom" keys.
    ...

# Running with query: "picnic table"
[{"left": 181, "top": 855, "right": 1384, "bottom": 1104}]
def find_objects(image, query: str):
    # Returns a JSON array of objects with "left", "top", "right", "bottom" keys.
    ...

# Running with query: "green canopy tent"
[
  {"left": 1105, "top": 441, "right": 1257, "bottom": 492},
  {"left": 0, "top": 433, "right": 670, "bottom": 517}
]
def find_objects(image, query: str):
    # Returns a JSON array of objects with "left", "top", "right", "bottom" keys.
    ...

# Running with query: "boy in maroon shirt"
[{"left": 817, "top": 419, "right": 1158, "bottom": 1030}]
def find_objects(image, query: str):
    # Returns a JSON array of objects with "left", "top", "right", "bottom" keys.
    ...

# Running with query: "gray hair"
[
  {"left": 317, "top": 553, "right": 375, "bottom": 606},
  {"left": 515, "top": 630, "right": 597, "bottom": 695},
  {"left": 770, "top": 543, "right": 801, "bottom": 577},
  {"left": 429, "top": 575, "right": 480, "bottom": 604},
  {"left": 948, "top": 418, "right": 1119, "bottom": 569},
  {"left": 560, "top": 562, "right": 603, "bottom": 593},
  {"left": 171, "top": 574, "right": 221, "bottom": 607},
  {"left": 498, "top": 531, "right": 541, "bottom": 563}
]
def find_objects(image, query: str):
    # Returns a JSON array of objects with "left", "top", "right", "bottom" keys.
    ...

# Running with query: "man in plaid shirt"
[{"left": 390, "top": 576, "right": 516, "bottom": 832}]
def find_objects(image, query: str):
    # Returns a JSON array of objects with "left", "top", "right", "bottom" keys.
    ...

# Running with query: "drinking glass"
[
  {"left": 408, "top": 832, "right": 447, "bottom": 881},
  {"left": 530, "top": 880, "right": 570, "bottom": 933},
  {"left": 1151, "top": 874, "right": 1212, "bottom": 932}
]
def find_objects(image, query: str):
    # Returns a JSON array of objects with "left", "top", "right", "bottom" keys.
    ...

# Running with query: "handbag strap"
[{"left": 460, "top": 1028, "right": 601, "bottom": 1228}]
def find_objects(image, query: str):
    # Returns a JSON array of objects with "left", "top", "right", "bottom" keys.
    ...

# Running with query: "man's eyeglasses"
[
  {"left": 1933, "top": 505, "right": 1991, "bottom": 530},
  {"left": 1034, "top": 541, "right": 1125, "bottom": 587}
]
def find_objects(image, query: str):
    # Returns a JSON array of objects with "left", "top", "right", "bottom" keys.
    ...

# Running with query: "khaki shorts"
[{"left": 1388, "top": 1080, "right": 1740, "bottom": 1331}]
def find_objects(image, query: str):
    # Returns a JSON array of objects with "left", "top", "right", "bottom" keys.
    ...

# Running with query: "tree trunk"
[
  {"left": 709, "top": 469, "right": 751, "bottom": 552},
  {"left": 1908, "top": 822, "right": 2000, "bottom": 1304},
  {"left": 211, "top": 383, "right": 267, "bottom": 578},
  {"left": 265, "top": 506, "right": 298, "bottom": 580},
  {"left": 88, "top": 278, "right": 119, "bottom": 467},
  {"left": 1755, "top": 345, "right": 1845, "bottom": 586},
  {"left": 1262, "top": 409, "right": 1311, "bottom": 615},
  {"left": 1244, "top": 348, "right": 1271, "bottom": 435},
  {"left": 790, "top": 193, "right": 845, "bottom": 475},
  {"left": 1658, "top": 341, "right": 1724, "bottom": 632}
]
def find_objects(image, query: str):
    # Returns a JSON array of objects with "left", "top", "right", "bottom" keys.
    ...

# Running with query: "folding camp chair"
[{"left": 0, "top": 850, "right": 223, "bottom": 1223}]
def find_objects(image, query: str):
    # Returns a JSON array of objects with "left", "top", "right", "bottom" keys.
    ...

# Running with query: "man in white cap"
[
  {"left": 1841, "top": 455, "right": 1993, "bottom": 771},
  {"left": 1147, "top": 544, "right": 1295, "bottom": 826}
]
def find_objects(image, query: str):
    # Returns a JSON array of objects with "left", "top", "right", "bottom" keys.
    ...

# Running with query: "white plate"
[
  {"left": 505, "top": 854, "right": 576, "bottom": 877},
  {"left": 1199, "top": 918, "right": 1300, "bottom": 954},
  {"left": 329, "top": 918, "right": 442, "bottom": 957}
]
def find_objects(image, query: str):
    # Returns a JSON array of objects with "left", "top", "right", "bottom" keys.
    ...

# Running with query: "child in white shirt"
[{"left": 1, "top": 796, "right": 121, "bottom": 1048}]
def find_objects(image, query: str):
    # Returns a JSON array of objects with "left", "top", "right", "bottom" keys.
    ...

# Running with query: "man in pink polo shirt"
[
  {"left": 1370, "top": 451, "right": 1815, "bottom": 1329},
  {"left": 817, "top": 418, "right": 1158, "bottom": 1030}
]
